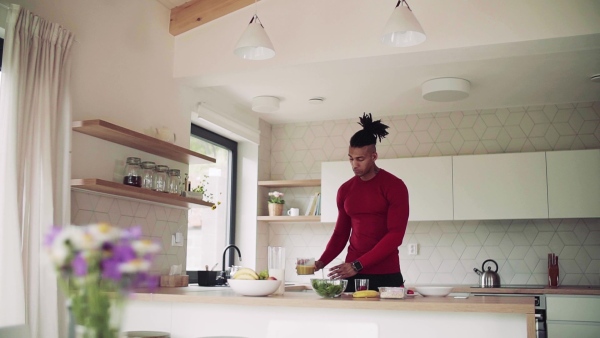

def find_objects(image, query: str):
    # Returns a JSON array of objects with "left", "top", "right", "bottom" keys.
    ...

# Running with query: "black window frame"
[{"left": 190, "top": 124, "right": 238, "bottom": 268}]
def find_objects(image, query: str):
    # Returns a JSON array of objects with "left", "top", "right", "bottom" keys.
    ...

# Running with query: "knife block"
[{"left": 548, "top": 266, "right": 559, "bottom": 287}]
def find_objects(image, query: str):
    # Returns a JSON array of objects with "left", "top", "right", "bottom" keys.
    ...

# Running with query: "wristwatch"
[{"left": 351, "top": 260, "right": 363, "bottom": 272}]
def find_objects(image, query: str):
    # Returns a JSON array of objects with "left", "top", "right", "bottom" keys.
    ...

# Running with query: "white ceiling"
[{"left": 163, "top": 0, "right": 600, "bottom": 125}]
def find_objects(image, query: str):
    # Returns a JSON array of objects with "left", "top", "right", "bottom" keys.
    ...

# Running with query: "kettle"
[{"left": 473, "top": 259, "right": 501, "bottom": 288}]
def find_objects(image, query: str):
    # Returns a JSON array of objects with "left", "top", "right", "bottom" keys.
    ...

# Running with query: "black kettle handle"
[{"left": 482, "top": 259, "right": 498, "bottom": 272}]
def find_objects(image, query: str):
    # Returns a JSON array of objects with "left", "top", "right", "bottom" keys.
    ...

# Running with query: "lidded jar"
[
  {"left": 123, "top": 157, "right": 142, "bottom": 187},
  {"left": 140, "top": 161, "right": 155, "bottom": 190},
  {"left": 168, "top": 169, "right": 181, "bottom": 195},
  {"left": 153, "top": 165, "right": 169, "bottom": 192}
]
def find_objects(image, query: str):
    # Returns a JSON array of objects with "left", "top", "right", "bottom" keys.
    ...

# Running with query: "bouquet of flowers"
[
  {"left": 45, "top": 223, "right": 160, "bottom": 338},
  {"left": 268, "top": 191, "right": 285, "bottom": 204}
]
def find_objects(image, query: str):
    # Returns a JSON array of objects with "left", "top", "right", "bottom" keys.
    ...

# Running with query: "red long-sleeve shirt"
[{"left": 318, "top": 169, "right": 409, "bottom": 274}]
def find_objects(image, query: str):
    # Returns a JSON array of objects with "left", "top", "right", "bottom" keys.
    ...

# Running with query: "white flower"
[
  {"left": 119, "top": 258, "right": 151, "bottom": 273},
  {"left": 131, "top": 239, "right": 161, "bottom": 256},
  {"left": 88, "top": 223, "right": 122, "bottom": 243},
  {"left": 49, "top": 226, "right": 81, "bottom": 266}
]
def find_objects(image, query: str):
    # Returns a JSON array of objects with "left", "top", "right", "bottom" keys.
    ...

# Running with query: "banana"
[
  {"left": 233, "top": 268, "right": 259, "bottom": 280},
  {"left": 352, "top": 290, "right": 380, "bottom": 298}
]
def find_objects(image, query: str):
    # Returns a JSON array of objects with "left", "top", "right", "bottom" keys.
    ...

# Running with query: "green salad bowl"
[{"left": 310, "top": 279, "right": 348, "bottom": 298}]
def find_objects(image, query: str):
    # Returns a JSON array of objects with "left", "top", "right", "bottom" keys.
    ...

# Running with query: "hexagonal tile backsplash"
[
  {"left": 71, "top": 190, "right": 187, "bottom": 275},
  {"left": 265, "top": 102, "right": 600, "bottom": 286}
]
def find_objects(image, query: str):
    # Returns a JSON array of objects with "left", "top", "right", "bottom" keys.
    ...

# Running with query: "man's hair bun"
[{"left": 350, "top": 113, "right": 389, "bottom": 147}]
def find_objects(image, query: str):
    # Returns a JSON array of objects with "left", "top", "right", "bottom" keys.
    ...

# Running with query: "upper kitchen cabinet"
[
  {"left": 321, "top": 161, "right": 352, "bottom": 223},
  {"left": 453, "top": 152, "right": 548, "bottom": 220},
  {"left": 378, "top": 156, "right": 453, "bottom": 221},
  {"left": 546, "top": 149, "right": 600, "bottom": 218},
  {"left": 321, "top": 156, "right": 453, "bottom": 222}
]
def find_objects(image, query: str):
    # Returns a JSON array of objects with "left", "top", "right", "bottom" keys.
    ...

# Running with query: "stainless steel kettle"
[{"left": 473, "top": 259, "right": 501, "bottom": 288}]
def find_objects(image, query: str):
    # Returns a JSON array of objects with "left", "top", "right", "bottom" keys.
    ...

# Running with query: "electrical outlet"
[
  {"left": 171, "top": 233, "right": 184, "bottom": 247},
  {"left": 408, "top": 243, "right": 418, "bottom": 256}
]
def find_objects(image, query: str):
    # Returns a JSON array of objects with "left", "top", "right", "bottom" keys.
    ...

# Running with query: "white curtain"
[{"left": 0, "top": 4, "right": 74, "bottom": 338}]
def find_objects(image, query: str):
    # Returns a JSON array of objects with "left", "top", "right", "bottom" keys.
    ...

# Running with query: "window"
[{"left": 187, "top": 125, "right": 237, "bottom": 271}]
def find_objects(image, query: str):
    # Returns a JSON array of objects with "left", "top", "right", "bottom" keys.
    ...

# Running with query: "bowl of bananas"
[
  {"left": 227, "top": 267, "right": 281, "bottom": 297},
  {"left": 310, "top": 279, "right": 348, "bottom": 298}
]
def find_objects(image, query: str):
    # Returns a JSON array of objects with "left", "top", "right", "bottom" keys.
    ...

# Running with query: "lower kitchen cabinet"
[{"left": 546, "top": 295, "right": 600, "bottom": 338}]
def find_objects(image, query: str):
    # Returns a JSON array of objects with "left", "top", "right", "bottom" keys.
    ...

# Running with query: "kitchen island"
[{"left": 122, "top": 286, "right": 535, "bottom": 338}]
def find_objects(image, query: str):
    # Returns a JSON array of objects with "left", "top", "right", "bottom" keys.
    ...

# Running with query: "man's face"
[{"left": 348, "top": 145, "right": 377, "bottom": 178}]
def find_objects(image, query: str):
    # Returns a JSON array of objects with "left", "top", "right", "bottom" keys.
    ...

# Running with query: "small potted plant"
[{"left": 267, "top": 191, "right": 285, "bottom": 216}]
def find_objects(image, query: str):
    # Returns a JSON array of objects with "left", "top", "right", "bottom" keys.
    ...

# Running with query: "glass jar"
[
  {"left": 140, "top": 161, "right": 155, "bottom": 190},
  {"left": 153, "top": 165, "right": 169, "bottom": 192},
  {"left": 123, "top": 157, "right": 142, "bottom": 187},
  {"left": 168, "top": 169, "right": 181, "bottom": 195}
]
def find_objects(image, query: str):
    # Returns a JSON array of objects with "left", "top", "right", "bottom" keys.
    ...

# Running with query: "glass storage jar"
[
  {"left": 123, "top": 157, "right": 142, "bottom": 187},
  {"left": 168, "top": 169, "right": 181, "bottom": 195},
  {"left": 153, "top": 165, "right": 169, "bottom": 192},
  {"left": 140, "top": 161, "right": 155, "bottom": 190}
]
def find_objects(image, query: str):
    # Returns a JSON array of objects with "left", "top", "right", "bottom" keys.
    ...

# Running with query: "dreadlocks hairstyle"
[{"left": 349, "top": 113, "right": 390, "bottom": 148}]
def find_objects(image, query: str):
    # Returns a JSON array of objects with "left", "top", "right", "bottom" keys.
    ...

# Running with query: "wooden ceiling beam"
[{"left": 170, "top": 0, "right": 255, "bottom": 36}]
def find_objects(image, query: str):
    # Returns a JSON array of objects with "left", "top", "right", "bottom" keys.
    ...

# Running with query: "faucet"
[{"left": 218, "top": 244, "right": 242, "bottom": 284}]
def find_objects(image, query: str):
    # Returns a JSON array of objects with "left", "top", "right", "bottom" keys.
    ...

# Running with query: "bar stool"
[{"left": 122, "top": 331, "right": 170, "bottom": 338}]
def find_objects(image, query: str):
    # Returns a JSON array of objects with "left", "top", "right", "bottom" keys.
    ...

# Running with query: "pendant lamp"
[
  {"left": 234, "top": 5, "right": 275, "bottom": 60},
  {"left": 382, "top": 0, "right": 426, "bottom": 47}
]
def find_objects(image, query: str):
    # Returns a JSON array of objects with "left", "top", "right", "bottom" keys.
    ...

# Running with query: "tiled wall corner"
[
  {"left": 71, "top": 190, "right": 188, "bottom": 275},
  {"left": 267, "top": 102, "right": 600, "bottom": 286}
]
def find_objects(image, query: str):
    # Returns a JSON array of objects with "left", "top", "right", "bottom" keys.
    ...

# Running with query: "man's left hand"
[{"left": 327, "top": 262, "right": 358, "bottom": 279}]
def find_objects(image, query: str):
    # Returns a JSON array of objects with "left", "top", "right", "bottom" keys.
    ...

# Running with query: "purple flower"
[
  {"left": 72, "top": 253, "right": 88, "bottom": 277},
  {"left": 44, "top": 226, "right": 62, "bottom": 247},
  {"left": 101, "top": 242, "right": 137, "bottom": 281},
  {"left": 122, "top": 226, "right": 142, "bottom": 241}
]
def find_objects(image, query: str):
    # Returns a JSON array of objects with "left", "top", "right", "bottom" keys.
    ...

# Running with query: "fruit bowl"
[
  {"left": 227, "top": 279, "right": 282, "bottom": 296},
  {"left": 310, "top": 279, "right": 348, "bottom": 298},
  {"left": 414, "top": 286, "right": 453, "bottom": 297}
]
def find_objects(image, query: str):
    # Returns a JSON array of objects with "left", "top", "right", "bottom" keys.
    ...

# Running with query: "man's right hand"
[{"left": 314, "top": 260, "right": 325, "bottom": 272}]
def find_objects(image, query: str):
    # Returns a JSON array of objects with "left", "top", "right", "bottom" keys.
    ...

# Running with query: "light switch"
[
  {"left": 408, "top": 243, "right": 418, "bottom": 256},
  {"left": 171, "top": 233, "right": 184, "bottom": 247}
]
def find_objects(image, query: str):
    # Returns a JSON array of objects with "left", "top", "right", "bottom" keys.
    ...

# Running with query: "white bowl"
[
  {"left": 227, "top": 279, "right": 282, "bottom": 296},
  {"left": 414, "top": 286, "right": 453, "bottom": 297}
]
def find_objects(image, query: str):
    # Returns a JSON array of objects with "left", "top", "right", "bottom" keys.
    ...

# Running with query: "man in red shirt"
[{"left": 315, "top": 113, "right": 409, "bottom": 292}]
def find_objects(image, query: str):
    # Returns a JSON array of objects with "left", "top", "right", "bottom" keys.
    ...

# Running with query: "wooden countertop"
[
  {"left": 451, "top": 285, "right": 600, "bottom": 295},
  {"left": 131, "top": 286, "right": 534, "bottom": 315}
]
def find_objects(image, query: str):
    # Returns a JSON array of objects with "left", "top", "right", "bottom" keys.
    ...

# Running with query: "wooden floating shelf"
[
  {"left": 258, "top": 179, "right": 321, "bottom": 188},
  {"left": 72, "top": 119, "right": 216, "bottom": 165},
  {"left": 71, "top": 178, "right": 213, "bottom": 208},
  {"left": 257, "top": 216, "right": 320, "bottom": 222}
]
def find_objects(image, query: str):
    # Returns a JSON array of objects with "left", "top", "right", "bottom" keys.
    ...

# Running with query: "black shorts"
[{"left": 345, "top": 272, "right": 404, "bottom": 292}]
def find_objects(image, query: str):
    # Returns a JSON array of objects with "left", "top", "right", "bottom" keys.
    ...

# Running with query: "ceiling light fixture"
[
  {"left": 234, "top": 0, "right": 275, "bottom": 60},
  {"left": 591, "top": 74, "right": 600, "bottom": 83},
  {"left": 422, "top": 78, "right": 470, "bottom": 102},
  {"left": 252, "top": 96, "right": 280, "bottom": 113},
  {"left": 382, "top": 0, "right": 426, "bottom": 47},
  {"left": 308, "top": 97, "right": 325, "bottom": 104}
]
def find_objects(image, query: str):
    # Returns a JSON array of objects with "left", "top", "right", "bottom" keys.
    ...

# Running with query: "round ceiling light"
[
  {"left": 591, "top": 74, "right": 600, "bottom": 83},
  {"left": 252, "top": 96, "right": 280, "bottom": 113},
  {"left": 422, "top": 78, "right": 470, "bottom": 102},
  {"left": 308, "top": 97, "right": 325, "bottom": 104}
]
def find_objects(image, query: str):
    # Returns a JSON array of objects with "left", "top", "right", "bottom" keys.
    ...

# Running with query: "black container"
[{"left": 187, "top": 271, "right": 219, "bottom": 286}]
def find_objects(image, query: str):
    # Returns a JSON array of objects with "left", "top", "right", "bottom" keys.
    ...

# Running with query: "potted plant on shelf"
[{"left": 268, "top": 191, "right": 285, "bottom": 216}]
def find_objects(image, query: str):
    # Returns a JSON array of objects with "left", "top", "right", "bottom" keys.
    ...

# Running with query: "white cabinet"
[
  {"left": 321, "top": 161, "right": 352, "bottom": 223},
  {"left": 321, "top": 156, "right": 454, "bottom": 222},
  {"left": 547, "top": 295, "right": 600, "bottom": 338},
  {"left": 546, "top": 149, "right": 600, "bottom": 218},
  {"left": 378, "top": 156, "right": 453, "bottom": 221},
  {"left": 453, "top": 152, "right": 548, "bottom": 220}
]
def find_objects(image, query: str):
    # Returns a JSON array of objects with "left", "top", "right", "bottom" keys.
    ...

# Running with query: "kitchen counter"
[
  {"left": 124, "top": 286, "right": 536, "bottom": 337},
  {"left": 451, "top": 285, "right": 600, "bottom": 295},
  {"left": 131, "top": 286, "right": 534, "bottom": 314}
]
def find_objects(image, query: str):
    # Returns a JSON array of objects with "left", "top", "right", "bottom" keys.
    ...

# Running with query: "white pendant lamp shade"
[
  {"left": 234, "top": 15, "right": 275, "bottom": 60},
  {"left": 382, "top": 0, "right": 426, "bottom": 47},
  {"left": 422, "top": 78, "right": 470, "bottom": 102}
]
